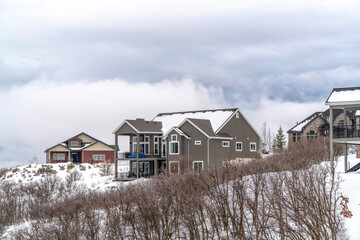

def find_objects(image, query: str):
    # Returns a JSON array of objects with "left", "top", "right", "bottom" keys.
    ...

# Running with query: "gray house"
[{"left": 113, "top": 108, "right": 261, "bottom": 178}]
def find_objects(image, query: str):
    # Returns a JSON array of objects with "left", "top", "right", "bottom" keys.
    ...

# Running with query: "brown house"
[
  {"left": 113, "top": 108, "right": 261, "bottom": 178},
  {"left": 287, "top": 109, "right": 356, "bottom": 146},
  {"left": 45, "top": 132, "right": 115, "bottom": 164}
]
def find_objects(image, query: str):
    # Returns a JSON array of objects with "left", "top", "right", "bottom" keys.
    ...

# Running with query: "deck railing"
[
  {"left": 333, "top": 125, "right": 360, "bottom": 139},
  {"left": 117, "top": 152, "right": 164, "bottom": 159}
]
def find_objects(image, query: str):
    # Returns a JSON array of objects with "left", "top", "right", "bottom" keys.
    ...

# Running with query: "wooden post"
[
  {"left": 115, "top": 133, "right": 118, "bottom": 179},
  {"left": 344, "top": 143, "right": 348, "bottom": 173},
  {"left": 330, "top": 106, "right": 334, "bottom": 173}
]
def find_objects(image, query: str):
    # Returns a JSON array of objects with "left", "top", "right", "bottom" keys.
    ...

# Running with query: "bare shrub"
[
  {"left": 99, "top": 161, "right": 112, "bottom": 176},
  {"left": 65, "top": 170, "right": 83, "bottom": 187}
]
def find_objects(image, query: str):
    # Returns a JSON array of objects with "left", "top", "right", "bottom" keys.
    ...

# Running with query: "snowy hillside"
[
  {"left": 0, "top": 162, "right": 134, "bottom": 191},
  {"left": 336, "top": 154, "right": 360, "bottom": 239}
]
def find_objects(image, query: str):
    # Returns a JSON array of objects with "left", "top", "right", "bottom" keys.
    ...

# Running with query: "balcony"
[
  {"left": 117, "top": 152, "right": 165, "bottom": 160},
  {"left": 333, "top": 125, "right": 360, "bottom": 139}
]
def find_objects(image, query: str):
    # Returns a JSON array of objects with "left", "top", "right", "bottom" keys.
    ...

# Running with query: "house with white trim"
[{"left": 113, "top": 108, "right": 261, "bottom": 178}]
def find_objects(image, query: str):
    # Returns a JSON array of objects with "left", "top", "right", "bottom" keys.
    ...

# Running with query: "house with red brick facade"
[{"left": 45, "top": 132, "right": 115, "bottom": 164}]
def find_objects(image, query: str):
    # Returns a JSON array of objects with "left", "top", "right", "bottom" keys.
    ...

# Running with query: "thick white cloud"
[{"left": 0, "top": 78, "right": 226, "bottom": 168}]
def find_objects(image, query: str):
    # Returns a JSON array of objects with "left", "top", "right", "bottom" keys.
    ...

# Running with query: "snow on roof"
[
  {"left": 153, "top": 108, "right": 236, "bottom": 134},
  {"left": 326, "top": 87, "right": 360, "bottom": 104},
  {"left": 290, "top": 113, "right": 319, "bottom": 132}
]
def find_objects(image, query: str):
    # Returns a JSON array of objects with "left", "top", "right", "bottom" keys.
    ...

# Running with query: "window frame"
[
  {"left": 250, "top": 142, "right": 256, "bottom": 152},
  {"left": 53, "top": 153, "right": 66, "bottom": 161},
  {"left": 92, "top": 154, "right": 105, "bottom": 161},
  {"left": 194, "top": 140, "right": 201, "bottom": 145},
  {"left": 235, "top": 142, "right": 242, "bottom": 151},
  {"left": 222, "top": 141, "right": 230, "bottom": 147},
  {"left": 193, "top": 161, "right": 203, "bottom": 173},
  {"left": 169, "top": 161, "right": 180, "bottom": 174},
  {"left": 169, "top": 141, "right": 179, "bottom": 155}
]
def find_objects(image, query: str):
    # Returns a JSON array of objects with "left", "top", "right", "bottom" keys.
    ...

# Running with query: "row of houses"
[
  {"left": 45, "top": 108, "right": 261, "bottom": 178},
  {"left": 44, "top": 87, "right": 360, "bottom": 177},
  {"left": 287, "top": 87, "right": 360, "bottom": 172}
]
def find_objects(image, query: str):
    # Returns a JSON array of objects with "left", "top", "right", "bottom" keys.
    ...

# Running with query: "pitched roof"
[
  {"left": 187, "top": 118, "right": 217, "bottom": 137},
  {"left": 288, "top": 112, "right": 325, "bottom": 133},
  {"left": 325, "top": 87, "right": 360, "bottom": 106},
  {"left": 153, "top": 108, "right": 238, "bottom": 134},
  {"left": 113, "top": 119, "right": 163, "bottom": 134},
  {"left": 288, "top": 109, "right": 357, "bottom": 133}
]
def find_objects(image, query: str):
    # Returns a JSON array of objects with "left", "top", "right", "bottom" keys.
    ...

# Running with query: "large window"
[
  {"left": 193, "top": 161, "right": 203, "bottom": 173},
  {"left": 154, "top": 136, "right": 160, "bottom": 155},
  {"left": 306, "top": 130, "right": 318, "bottom": 140},
  {"left": 93, "top": 154, "right": 105, "bottom": 161},
  {"left": 292, "top": 133, "right": 301, "bottom": 142},
  {"left": 169, "top": 142, "right": 179, "bottom": 154},
  {"left": 250, "top": 142, "right": 256, "bottom": 152},
  {"left": 235, "top": 142, "right": 242, "bottom": 151},
  {"left": 169, "top": 134, "right": 179, "bottom": 154},
  {"left": 53, "top": 153, "right": 65, "bottom": 161},
  {"left": 133, "top": 135, "right": 150, "bottom": 155},
  {"left": 170, "top": 161, "right": 180, "bottom": 174}
]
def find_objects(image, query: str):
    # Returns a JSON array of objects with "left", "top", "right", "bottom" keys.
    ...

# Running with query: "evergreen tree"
[{"left": 273, "top": 126, "right": 286, "bottom": 150}]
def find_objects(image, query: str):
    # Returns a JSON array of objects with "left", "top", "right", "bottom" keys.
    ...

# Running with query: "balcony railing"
[
  {"left": 333, "top": 125, "right": 360, "bottom": 139},
  {"left": 117, "top": 152, "right": 164, "bottom": 159}
]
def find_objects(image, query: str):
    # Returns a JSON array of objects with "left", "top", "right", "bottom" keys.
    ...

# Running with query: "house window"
[
  {"left": 306, "top": 130, "right": 318, "bottom": 140},
  {"left": 171, "top": 134, "right": 177, "bottom": 141},
  {"left": 53, "top": 153, "right": 65, "bottom": 161},
  {"left": 92, "top": 154, "right": 105, "bottom": 161},
  {"left": 324, "top": 130, "right": 330, "bottom": 135},
  {"left": 338, "top": 120, "right": 344, "bottom": 127},
  {"left": 195, "top": 140, "right": 201, "bottom": 145},
  {"left": 161, "top": 140, "right": 166, "bottom": 157},
  {"left": 169, "top": 141, "right": 179, "bottom": 154},
  {"left": 222, "top": 141, "right": 230, "bottom": 147},
  {"left": 236, "top": 112, "right": 240, "bottom": 118},
  {"left": 235, "top": 142, "right": 242, "bottom": 151},
  {"left": 133, "top": 135, "right": 150, "bottom": 155},
  {"left": 250, "top": 142, "right": 256, "bottom": 152},
  {"left": 70, "top": 141, "right": 80, "bottom": 147},
  {"left": 170, "top": 161, "right": 180, "bottom": 174},
  {"left": 154, "top": 136, "right": 159, "bottom": 155},
  {"left": 193, "top": 161, "right": 203, "bottom": 173},
  {"left": 292, "top": 133, "right": 301, "bottom": 142}
]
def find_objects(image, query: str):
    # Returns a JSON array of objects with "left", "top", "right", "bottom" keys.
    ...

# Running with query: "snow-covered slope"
[
  {"left": 336, "top": 154, "right": 360, "bottom": 240},
  {"left": 1, "top": 162, "right": 123, "bottom": 191}
]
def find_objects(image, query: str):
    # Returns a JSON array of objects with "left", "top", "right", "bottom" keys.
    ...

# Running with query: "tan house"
[
  {"left": 287, "top": 109, "right": 356, "bottom": 147},
  {"left": 45, "top": 132, "right": 115, "bottom": 164}
]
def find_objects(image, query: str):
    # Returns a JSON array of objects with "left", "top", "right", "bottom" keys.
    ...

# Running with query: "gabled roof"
[
  {"left": 325, "top": 87, "right": 360, "bottom": 106},
  {"left": 153, "top": 108, "right": 238, "bottom": 134},
  {"left": 163, "top": 118, "right": 233, "bottom": 140},
  {"left": 287, "top": 112, "right": 326, "bottom": 133},
  {"left": 287, "top": 109, "right": 356, "bottom": 133},
  {"left": 62, "top": 132, "right": 97, "bottom": 144},
  {"left": 44, "top": 143, "right": 70, "bottom": 152},
  {"left": 112, "top": 119, "right": 163, "bottom": 134},
  {"left": 45, "top": 132, "right": 114, "bottom": 152},
  {"left": 163, "top": 127, "right": 191, "bottom": 140}
]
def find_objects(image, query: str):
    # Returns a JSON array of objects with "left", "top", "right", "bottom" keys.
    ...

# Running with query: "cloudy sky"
[{"left": 0, "top": 0, "right": 359, "bottom": 167}]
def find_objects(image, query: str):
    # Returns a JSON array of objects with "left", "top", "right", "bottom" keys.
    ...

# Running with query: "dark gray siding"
[
  {"left": 179, "top": 121, "right": 208, "bottom": 166},
  {"left": 218, "top": 111, "right": 260, "bottom": 159}
]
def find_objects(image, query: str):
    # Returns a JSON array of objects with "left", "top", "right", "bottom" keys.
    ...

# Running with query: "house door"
[{"left": 71, "top": 153, "right": 79, "bottom": 163}]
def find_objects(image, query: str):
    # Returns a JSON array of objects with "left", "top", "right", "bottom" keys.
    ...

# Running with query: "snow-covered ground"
[
  {"left": 0, "top": 162, "right": 145, "bottom": 191},
  {"left": 336, "top": 154, "right": 360, "bottom": 240},
  {"left": 1, "top": 156, "right": 360, "bottom": 239}
]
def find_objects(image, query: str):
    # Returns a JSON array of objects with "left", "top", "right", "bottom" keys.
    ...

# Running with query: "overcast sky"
[{"left": 1, "top": 0, "right": 360, "bottom": 168}]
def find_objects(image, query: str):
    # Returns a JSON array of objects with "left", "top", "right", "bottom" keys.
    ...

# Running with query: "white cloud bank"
[
  {"left": 0, "top": 77, "right": 329, "bottom": 168},
  {"left": 0, "top": 77, "right": 226, "bottom": 168}
]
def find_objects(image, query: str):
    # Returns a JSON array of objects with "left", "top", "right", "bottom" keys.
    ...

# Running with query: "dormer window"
[{"left": 70, "top": 141, "right": 80, "bottom": 147}]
